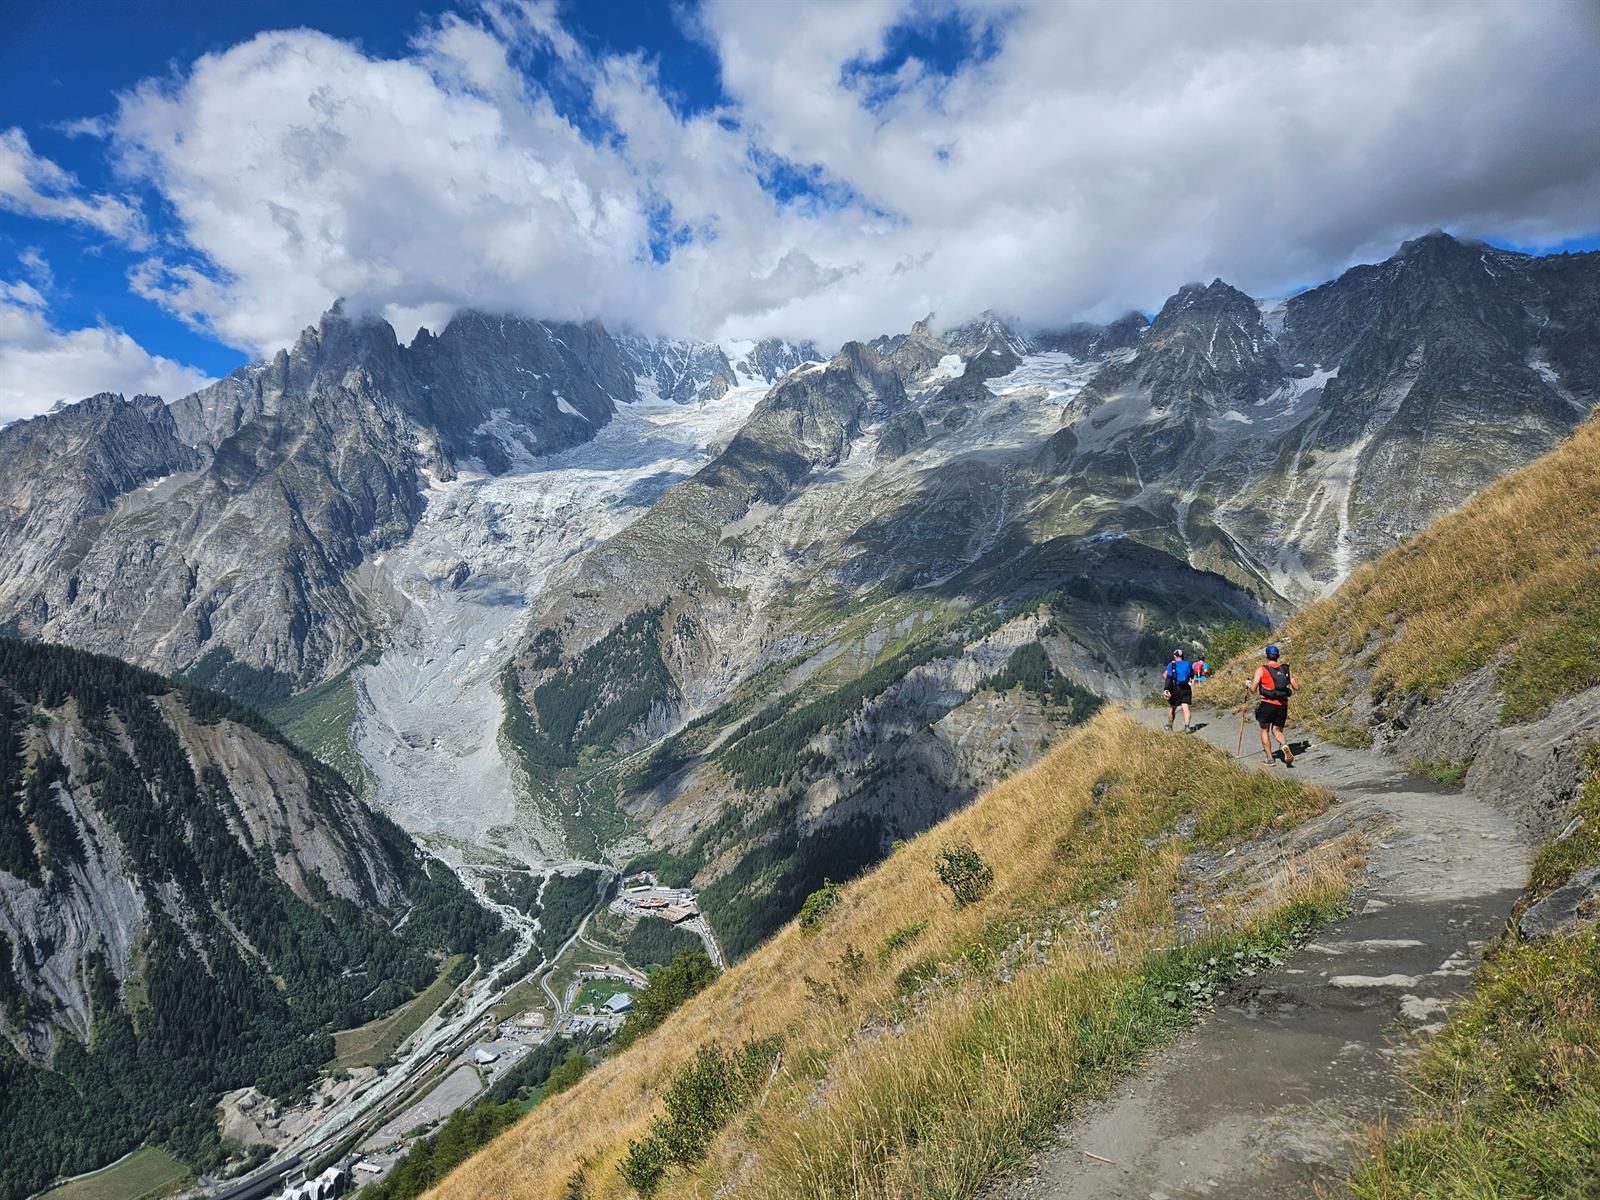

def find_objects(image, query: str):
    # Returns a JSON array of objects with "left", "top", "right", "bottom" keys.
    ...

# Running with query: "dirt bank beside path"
[{"left": 997, "top": 706, "right": 1530, "bottom": 1200}]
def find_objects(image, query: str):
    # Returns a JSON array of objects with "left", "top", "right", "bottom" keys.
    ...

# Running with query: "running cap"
[
  {"left": 1264, "top": 644, "right": 1280, "bottom": 659},
  {"left": 1173, "top": 649, "right": 1185, "bottom": 658}
]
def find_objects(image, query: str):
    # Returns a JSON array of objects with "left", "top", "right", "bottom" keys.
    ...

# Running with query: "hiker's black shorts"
[
  {"left": 1256, "top": 702, "right": 1287, "bottom": 729},
  {"left": 1167, "top": 682, "right": 1192, "bottom": 706}
]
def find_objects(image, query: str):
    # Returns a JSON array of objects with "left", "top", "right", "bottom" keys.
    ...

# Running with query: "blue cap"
[{"left": 1265, "top": 644, "right": 1280, "bottom": 659}]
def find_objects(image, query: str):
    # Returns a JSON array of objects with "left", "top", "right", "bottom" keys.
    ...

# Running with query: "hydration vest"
[
  {"left": 1260, "top": 662, "right": 1293, "bottom": 702},
  {"left": 1166, "top": 660, "right": 1193, "bottom": 685}
]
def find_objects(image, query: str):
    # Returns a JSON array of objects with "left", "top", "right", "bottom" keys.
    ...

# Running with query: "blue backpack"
[{"left": 1165, "top": 659, "right": 1194, "bottom": 685}]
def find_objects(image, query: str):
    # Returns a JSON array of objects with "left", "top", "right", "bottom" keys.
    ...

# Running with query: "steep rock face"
[
  {"left": 877, "top": 315, "right": 954, "bottom": 383},
  {"left": 1054, "top": 235, "right": 1600, "bottom": 599},
  {"left": 2, "top": 368, "right": 424, "bottom": 699},
  {"left": 0, "top": 638, "right": 498, "bottom": 1200},
  {"left": 0, "top": 394, "right": 201, "bottom": 619},
  {"left": 410, "top": 311, "right": 635, "bottom": 468},
  {"left": 617, "top": 335, "right": 739, "bottom": 405},
  {"left": 1267, "top": 232, "right": 1595, "bottom": 561},
  {"left": 730, "top": 336, "right": 823, "bottom": 384}
]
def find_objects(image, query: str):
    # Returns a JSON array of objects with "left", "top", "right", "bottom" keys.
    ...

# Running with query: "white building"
[{"left": 602, "top": 992, "right": 634, "bottom": 1014}]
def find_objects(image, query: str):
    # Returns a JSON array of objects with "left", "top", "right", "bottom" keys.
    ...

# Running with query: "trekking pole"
[{"left": 1236, "top": 702, "right": 1248, "bottom": 759}]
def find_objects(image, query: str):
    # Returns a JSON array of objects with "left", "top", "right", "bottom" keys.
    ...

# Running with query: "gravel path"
[{"left": 998, "top": 706, "right": 1530, "bottom": 1200}]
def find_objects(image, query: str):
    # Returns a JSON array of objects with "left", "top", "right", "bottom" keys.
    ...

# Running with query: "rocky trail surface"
[{"left": 1000, "top": 704, "right": 1531, "bottom": 1200}]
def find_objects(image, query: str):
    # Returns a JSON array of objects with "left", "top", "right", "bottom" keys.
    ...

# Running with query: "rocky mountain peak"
[
  {"left": 731, "top": 336, "right": 823, "bottom": 384},
  {"left": 1131, "top": 278, "right": 1278, "bottom": 409},
  {"left": 1396, "top": 227, "right": 1465, "bottom": 258},
  {"left": 830, "top": 339, "right": 906, "bottom": 408},
  {"left": 1034, "top": 311, "right": 1150, "bottom": 358},
  {"left": 943, "top": 310, "right": 1033, "bottom": 360},
  {"left": 1152, "top": 278, "right": 1259, "bottom": 334}
]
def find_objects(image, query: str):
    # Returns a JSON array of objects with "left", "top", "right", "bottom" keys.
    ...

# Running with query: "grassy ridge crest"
[{"left": 1207, "top": 414, "right": 1600, "bottom": 742}]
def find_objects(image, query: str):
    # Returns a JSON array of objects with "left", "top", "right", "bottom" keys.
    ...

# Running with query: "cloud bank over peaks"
[
  {"left": 102, "top": 0, "right": 1600, "bottom": 356},
  {"left": 7, "top": 0, "right": 1600, "bottom": 414}
]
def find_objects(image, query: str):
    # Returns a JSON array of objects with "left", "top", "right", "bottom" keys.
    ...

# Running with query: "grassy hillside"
[
  {"left": 429, "top": 711, "right": 1359, "bottom": 1200},
  {"left": 1208, "top": 414, "right": 1600, "bottom": 743}
]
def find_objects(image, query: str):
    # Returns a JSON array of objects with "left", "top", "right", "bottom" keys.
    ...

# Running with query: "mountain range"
[{"left": 0, "top": 231, "right": 1596, "bottom": 958}]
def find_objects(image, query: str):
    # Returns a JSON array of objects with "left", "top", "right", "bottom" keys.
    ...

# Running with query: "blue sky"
[
  {"left": 2, "top": 0, "right": 1597, "bottom": 421},
  {"left": 0, "top": 0, "right": 735, "bottom": 384}
]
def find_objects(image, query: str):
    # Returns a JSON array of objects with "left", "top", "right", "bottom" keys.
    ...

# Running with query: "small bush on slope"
[
  {"left": 1207, "top": 414, "right": 1600, "bottom": 741},
  {"left": 614, "top": 949, "right": 718, "bottom": 1050},
  {"left": 426, "top": 711, "right": 1358, "bottom": 1200},
  {"left": 934, "top": 842, "right": 995, "bottom": 906}
]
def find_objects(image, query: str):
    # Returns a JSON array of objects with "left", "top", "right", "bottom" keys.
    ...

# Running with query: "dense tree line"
[
  {"left": 536, "top": 870, "right": 604, "bottom": 958},
  {"left": 712, "top": 638, "right": 950, "bottom": 791},
  {"left": 982, "top": 642, "right": 1102, "bottom": 723},
  {"left": 0, "top": 691, "right": 32, "bottom": 878},
  {"left": 0, "top": 638, "right": 503, "bottom": 1200},
  {"left": 177, "top": 645, "right": 298, "bottom": 709},
  {"left": 622, "top": 918, "right": 702, "bottom": 971},
  {"left": 508, "top": 606, "right": 677, "bottom": 771},
  {"left": 701, "top": 813, "right": 886, "bottom": 962}
]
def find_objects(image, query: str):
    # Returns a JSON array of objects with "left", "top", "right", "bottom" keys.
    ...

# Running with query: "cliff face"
[{"left": 0, "top": 637, "right": 500, "bottom": 1200}]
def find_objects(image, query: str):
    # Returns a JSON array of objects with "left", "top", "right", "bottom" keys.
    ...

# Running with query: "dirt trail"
[{"left": 999, "top": 705, "right": 1531, "bottom": 1200}]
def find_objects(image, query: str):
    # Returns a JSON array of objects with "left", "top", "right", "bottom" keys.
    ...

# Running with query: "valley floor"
[{"left": 999, "top": 708, "right": 1530, "bottom": 1200}]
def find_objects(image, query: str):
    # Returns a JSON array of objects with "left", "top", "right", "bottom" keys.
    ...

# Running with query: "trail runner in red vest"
[{"left": 1249, "top": 644, "right": 1297, "bottom": 766}]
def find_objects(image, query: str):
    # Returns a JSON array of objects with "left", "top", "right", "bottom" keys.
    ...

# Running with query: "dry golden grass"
[
  {"left": 1206, "top": 414, "right": 1600, "bottom": 742},
  {"left": 428, "top": 711, "right": 1352, "bottom": 1200}
]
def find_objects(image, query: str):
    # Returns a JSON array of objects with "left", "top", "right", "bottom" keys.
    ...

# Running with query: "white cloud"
[
  {"left": 0, "top": 127, "right": 148, "bottom": 247},
  {"left": 0, "top": 278, "right": 212, "bottom": 424},
  {"left": 96, "top": 0, "right": 1600, "bottom": 354}
]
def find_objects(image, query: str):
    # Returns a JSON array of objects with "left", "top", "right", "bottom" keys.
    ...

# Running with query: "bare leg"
[
  {"left": 1259, "top": 724, "right": 1273, "bottom": 761},
  {"left": 1180, "top": 701, "right": 1192, "bottom": 729},
  {"left": 1273, "top": 724, "right": 1294, "bottom": 763},
  {"left": 1167, "top": 703, "right": 1176, "bottom": 731}
]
